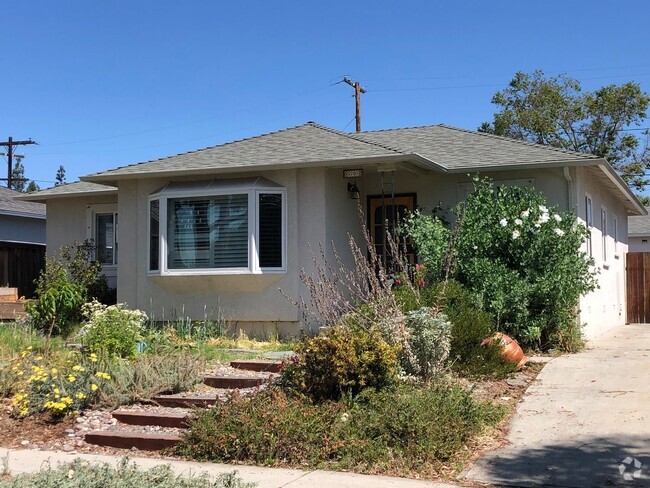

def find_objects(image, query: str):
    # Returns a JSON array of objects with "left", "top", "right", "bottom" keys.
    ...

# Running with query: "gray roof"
[
  {"left": 83, "top": 123, "right": 402, "bottom": 181},
  {"left": 628, "top": 208, "right": 650, "bottom": 236},
  {"left": 82, "top": 122, "right": 598, "bottom": 183},
  {"left": 0, "top": 186, "right": 45, "bottom": 218},
  {"left": 15, "top": 181, "right": 117, "bottom": 203},
  {"left": 353, "top": 124, "right": 599, "bottom": 170}
]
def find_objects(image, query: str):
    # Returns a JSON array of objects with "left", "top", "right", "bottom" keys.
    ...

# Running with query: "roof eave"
[
  {"left": 15, "top": 189, "right": 118, "bottom": 203},
  {"left": 0, "top": 210, "right": 46, "bottom": 219},
  {"left": 80, "top": 154, "right": 446, "bottom": 185},
  {"left": 596, "top": 162, "right": 647, "bottom": 216}
]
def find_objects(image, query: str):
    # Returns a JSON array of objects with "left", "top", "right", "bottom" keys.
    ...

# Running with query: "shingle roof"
[
  {"left": 14, "top": 181, "right": 117, "bottom": 202},
  {"left": 84, "top": 123, "right": 403, "bottom": 181},
  {"left": 628, "top": 208, "right": 650, "bottom": 236},
  {"left": 354, "top": 124, "right": 599, "bottom": 170},
  {"left": 82, "top": 122, "right": 599, "bottom": 183},
  {"left": 0, "top": 186, "right": 45, "bottom": 217}
]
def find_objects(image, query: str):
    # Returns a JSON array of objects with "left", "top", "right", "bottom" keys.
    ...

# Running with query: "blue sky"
[{"left": 2, "top": 0, "right": 649, "bottom": 187}]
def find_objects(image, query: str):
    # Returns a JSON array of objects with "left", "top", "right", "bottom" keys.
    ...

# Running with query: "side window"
[
  {"left": 96, "top": 213, "right": 117, "bottom": 266},
  {"left": 601, "top": 207, "right": 607, "bottom": 262},
  {"left": 585, "top": 195, "right": 593, "bottom": 258}
]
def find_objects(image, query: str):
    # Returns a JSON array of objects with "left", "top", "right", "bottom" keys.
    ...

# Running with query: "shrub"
[
  {"left": 8, "top": 348, "right": 111, "bottom": 417},
  {"left": 0, "top": 458, "right": 252, "bottom": 488},
  {"left": 436, "top": 281, "right": 516, "bottom": 378},
  {"left": 97, "top": 353, "right": 204, "bottom": 407},
  {"left": 402, "top": 210, "right": 451, "bottom": 282},
  {"left": 25, "top": 268, "right": 85, "bottom": 337},
  {"left": 400, "top": 307, "right": 451, "bottom": 380},
  {"left": 407, "top": 176, "right": 598, "bottom": 349},
  {"left": 80, "top": 301, "right": 147, "bottom": 359},
  {"left": 178, "top": 383, "right": 504, "bottom": 476},
  {"left": 280, "top": 325, "right": 399, "bottom": 401}
]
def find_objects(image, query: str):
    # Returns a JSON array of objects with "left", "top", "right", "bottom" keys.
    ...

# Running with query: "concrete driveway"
[{"left": 466, "top": 324, "right": 650, "bottom": 487}]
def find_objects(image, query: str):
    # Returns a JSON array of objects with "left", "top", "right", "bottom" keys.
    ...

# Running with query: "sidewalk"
[
  {"left": 465, "top": 323, "right": 650, "bottom": 487},
  {"left": 0, "top": 446, "right": 456, "bottom": 488}
]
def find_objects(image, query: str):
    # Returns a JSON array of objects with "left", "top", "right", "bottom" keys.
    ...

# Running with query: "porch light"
[{"left": 347, "top": 182, "right": 360, "bottom": 200}]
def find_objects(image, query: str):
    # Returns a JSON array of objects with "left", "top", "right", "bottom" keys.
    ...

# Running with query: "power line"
[
  {"left": 0, "top": 137, "right": 37, "bottom": 188},
  {"left": 369, "top": 73, "right": 650, "bottom": 93},
  {"left": 342, "top": 77, "right": 366, "bottom": 132},
  {"left": 42, "top": 81, "right": 343, "bottom": 147}
]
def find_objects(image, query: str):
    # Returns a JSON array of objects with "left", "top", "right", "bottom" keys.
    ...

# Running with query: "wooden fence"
[{"left": 0, "top": 242, "right": 45, "bottom": 298}]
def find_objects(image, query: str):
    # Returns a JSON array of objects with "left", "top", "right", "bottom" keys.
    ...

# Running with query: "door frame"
[{"left": 366, "top": 192, "right": 417, "bottom": 267}]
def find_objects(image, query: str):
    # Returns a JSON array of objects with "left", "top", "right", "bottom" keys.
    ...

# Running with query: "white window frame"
[
  {"left": 601, "top": 206, "right": 608, "bottom": 265},
  {"left": 148, "top": 183, "right": 287, "bottom": 276},
  {"left": 585, "top": 194, "right": 593, "bottom": 258},
  {"left": 86, "top": 203, "right": 118, "bottom": 269},
  {"left": 613, "top": 215, "right": 619, "bottom": 258}
]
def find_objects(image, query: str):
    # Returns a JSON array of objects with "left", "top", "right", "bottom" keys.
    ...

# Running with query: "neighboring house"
[
  {"left": 20, "top": 122, "right": 646, "bottom": 339},
  {"left": 627, "top": 207, "right": 650, "bottom": 252},
  {"left": 0, "top": 186, "right": 46, "bottom": 297}
]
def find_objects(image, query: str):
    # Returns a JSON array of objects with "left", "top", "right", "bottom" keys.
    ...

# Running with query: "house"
[
  {"left": 19, "top": 122, "right": 646, "bottom": 339},
  {"left": 0, "top": 186, "right": 46, "bottom": 297},
  {"left": 627, "top": 207, "right": 650, "bottom": 252}
]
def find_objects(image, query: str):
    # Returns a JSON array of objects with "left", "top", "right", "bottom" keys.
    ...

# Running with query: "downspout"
[{"left": 563, "top": 166, "right": 574, "bottom": 213}]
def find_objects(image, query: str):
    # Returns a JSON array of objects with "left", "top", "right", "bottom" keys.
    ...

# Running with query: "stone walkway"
[{"left": 465, "top": 323, "right": 650, "bottom": 487}]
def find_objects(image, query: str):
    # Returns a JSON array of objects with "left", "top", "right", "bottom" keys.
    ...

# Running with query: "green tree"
[
  {"left": 26, "top": 180, "right": 40, "bottom": 192},
  {"left": 55, "top": 165, "right": 66, "bottom": 186},
  {"left": 480, "top": 70, "right": 650, "bottom": 195},
  {"left": 11, "top": 158, "right": 26, "bottom": 192}
]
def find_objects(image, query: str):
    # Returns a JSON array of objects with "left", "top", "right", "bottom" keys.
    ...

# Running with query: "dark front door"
[{"left": 367, "top": 193, "right": 416, "bottom": 270}]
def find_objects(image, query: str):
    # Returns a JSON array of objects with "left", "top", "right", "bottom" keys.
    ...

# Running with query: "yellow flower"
[
  {"left": 89, "top": 353, "right": 98, "bottom": 363},
  {"left": 75, "top": 392, "right": 86, "bottom": 399},
  {"left": 53, "top": 388, "right": 60, "bottom": 395},
  {"left": 72, "top": 365, "right": 85, "bottom": 372},
  {"left": 67, "top": 375, "right": 76, "bottom": 383},
  {"left": 91, "top": 384, "right": 98, "bottom": 391},
  {"left": 26, "top": 346, "right": 32, "bottom": 350},
  {"left": 61, "top": 396, "right": 73, "bottom": 405},
  {"left": 51, "top": 368, "right": 58, "bottom": 374},
  {"left": 95, "top": 372, "right": 111, "bottom": 380},
  {"left": 35, "top": 356, "right": 43, "bottom": 361}
]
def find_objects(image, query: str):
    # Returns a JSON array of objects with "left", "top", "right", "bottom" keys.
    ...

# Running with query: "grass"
[
  {"left": 177, "top": 382, "right": 505, "bottom": 478},
  {"left": 0, "top": 322, "right": 65, "bottom": 363},
  {"left": 0, "top": 458, "right": 253, "bottom": 487}
]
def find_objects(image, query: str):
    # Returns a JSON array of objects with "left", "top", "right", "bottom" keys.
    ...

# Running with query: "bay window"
[{"left": 148, "top": 178, "right": 286, "bottom": 275}]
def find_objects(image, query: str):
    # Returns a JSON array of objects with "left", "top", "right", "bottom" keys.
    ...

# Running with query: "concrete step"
[
  {"left": 111, "top": 410, "right": 189, "bottom": 428},
  {"left": 151, "top": 395, "right": 220, "bottom": 408},
  {"left": 230, "top": 359, "right": 283, "bottom": 373},
  {"left": 202, "top": 375, "right": 267, "bottom": 389},
  {"left": 84, "top": 430, "right": 182, "bottom": 450}
]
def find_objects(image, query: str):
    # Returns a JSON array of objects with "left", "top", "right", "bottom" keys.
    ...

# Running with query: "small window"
[
  {"left": 613, "top": 216, "right": 618, "bottom": 255},
  {"left": 601, "top": 208, "right": 607, "bottom": 262},
  {"left": 149, "top": 200, "right": 160, "bottom": 271},
  {"left": 258, "top": 193, "right": 283, "bottom": 268},
  {"left": 96, "top": 213, "right": 117, "bottom": 266},
  {"left": 585, "top": 195, "right": 593, "bottom": 257}
]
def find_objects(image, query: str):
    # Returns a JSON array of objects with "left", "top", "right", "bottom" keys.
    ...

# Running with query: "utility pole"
[
  {"left": 343, "top": 77, "right": 366, "bottom": 132},
  {"left": 0, "top": 137, "right": 37, "bottom": 189}
]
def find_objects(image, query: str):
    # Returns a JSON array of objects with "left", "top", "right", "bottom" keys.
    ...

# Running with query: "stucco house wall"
[
  {"left": 0, "top": 214, "right": 45, "bottom": 245},
  {"left": 629, "top": 237, "right": 650, "bottom": 252},
  {"left": 46, "top": 195, "right": 118, "bottom": 288}
]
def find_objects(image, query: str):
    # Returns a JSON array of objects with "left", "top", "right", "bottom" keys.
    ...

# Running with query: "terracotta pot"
[{"left": 482, "top": 333, "right": 527, "bottom": 369}]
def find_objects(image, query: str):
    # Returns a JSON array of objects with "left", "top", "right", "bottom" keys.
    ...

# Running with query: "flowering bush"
[
  {"left": 9, "top": 348, "right": 110, "bottom": 417},
  {"left": 407, "top": 177, "right": 598, "bottom": 349},
  {"left": 81, "top": 301, "right": 147, "bottom": 359}
]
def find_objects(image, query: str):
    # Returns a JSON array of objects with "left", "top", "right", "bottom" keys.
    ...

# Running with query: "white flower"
[
  {"left": 499, "top": 218, "right": 508, "bottom": 227},
  {"left": 553, "top": 228, "right": 565, "bottom": 236},
  {"left": 512, "top": 230, "right": 521, "bottom": 239},
  {"left": 534, "top": 222, "right": 541, "bottom": 228},
  {"left": 521, "top": 209, "right": 530, "bottom": 218},
  {"left": 473, "top": 245, "right": 478, "bottom": 250},
  {"left": 539, "top": 213, "right": 550, "bottom": 224},
  {"left": 515, "top": 218, "right": 523, "bottom": 226},
  {"left": 538, "top": 205, "right": 548, "bottom": 213},
  {"left": 340, "top": 412, "right": 350, "bottom": 423},
  {"left": 553, "top": 214, "right": 562, "bottom": 222}
]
